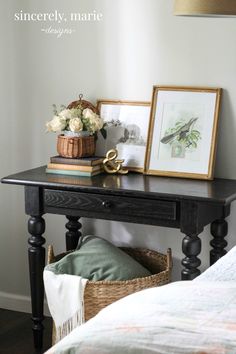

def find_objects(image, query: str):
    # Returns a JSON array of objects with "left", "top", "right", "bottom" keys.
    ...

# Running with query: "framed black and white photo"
[
  {"left": 96, "top": 100, "right": 151, "bottom": 172},
  {"left": 145, "top": 86, "right": 222, "bottom": 180}
]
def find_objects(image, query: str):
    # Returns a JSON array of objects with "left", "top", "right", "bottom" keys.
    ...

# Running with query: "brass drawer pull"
[{"left": 102, "top": 201, "right": 111, "bottom": 209}]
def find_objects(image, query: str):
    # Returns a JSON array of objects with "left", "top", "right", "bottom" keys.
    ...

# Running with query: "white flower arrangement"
[{"left": 46, "top": 104, "right": 106, "bottom": 139}]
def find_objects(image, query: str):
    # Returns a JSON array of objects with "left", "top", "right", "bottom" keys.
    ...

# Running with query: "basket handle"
[{"left": 166, "top": 248, "right": 172, "bottom": 270}]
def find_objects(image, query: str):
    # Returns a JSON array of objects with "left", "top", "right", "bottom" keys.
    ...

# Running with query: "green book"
[{"left": 46, "top": 168, "right": 102, "bottom": 177}]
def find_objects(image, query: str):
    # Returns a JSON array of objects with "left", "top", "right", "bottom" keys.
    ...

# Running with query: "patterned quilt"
[
  {"left": 45, "top": 246, "right": 236, "bottom": 353},
  {"left": 45, "top": 280, "right": 236, "bottom": 354}
]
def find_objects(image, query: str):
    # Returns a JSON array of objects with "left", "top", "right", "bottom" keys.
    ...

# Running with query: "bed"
[{"left": 45, "top": 246, "right": 236, "bottom": 354}]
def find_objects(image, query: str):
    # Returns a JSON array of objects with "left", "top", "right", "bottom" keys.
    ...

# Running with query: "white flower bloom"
[
  {"left": 58, "top": 109, "right": 73, "bottom": 120},
  {"left": 46, "top": 115, "right": 67, "bottom": 132},
  {"left": 69, "top": 117, "right": 83, "bottom": 132},
  {"left": 88, "top": 114, "right": 104, "bottom": 133},
  {"left": 96, "top": 115, "right": 104, "bottom": 130},
  {"left": 82, "top": 108, "right": 96, "bottom": 120},
  {"left": 46, "top": 121, "right": 53, "bottom": 132},
  {"left": 59, "top": 108, "right": 80, "bottom": 120}
]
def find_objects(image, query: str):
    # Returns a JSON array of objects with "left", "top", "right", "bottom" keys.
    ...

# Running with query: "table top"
[{"left": 2, "top": 166, "right": 236, "bottom": 204}]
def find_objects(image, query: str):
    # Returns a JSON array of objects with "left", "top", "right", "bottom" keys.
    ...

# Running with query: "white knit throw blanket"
[{"left": 44, "top": 270, "right": 88, "bottom": 343}]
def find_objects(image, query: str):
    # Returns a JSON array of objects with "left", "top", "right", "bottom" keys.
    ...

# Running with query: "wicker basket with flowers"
[{"left": 46, "top": 94, "right": 106, "bottom": 158}]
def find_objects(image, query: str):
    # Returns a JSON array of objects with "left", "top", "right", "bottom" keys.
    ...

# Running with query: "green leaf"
[
  {"left": 100, "top": 128, "right": 107, "bottom": 139},
  {"left": 191, "top": 130, "right": 201, "bottom": 136},
  {"left": 60, "top": 104, "right": 67, "bottom": 112},
  {"left": 52, "top": 104, "right": 58, "bottom": 115}
]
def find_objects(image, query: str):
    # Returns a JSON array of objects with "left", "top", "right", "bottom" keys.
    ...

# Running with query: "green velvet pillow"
[{"left": 47, "top": 235, "right": 151, "bottom": 281}]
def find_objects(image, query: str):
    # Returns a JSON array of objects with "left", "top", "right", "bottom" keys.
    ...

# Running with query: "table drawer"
[{"left": 44, "top": 190, "right": 177, "bottom": 221}]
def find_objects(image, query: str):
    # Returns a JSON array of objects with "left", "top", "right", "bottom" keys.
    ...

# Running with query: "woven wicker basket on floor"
[
  {"left": 57, "top": 134, "right": 95, "bottom": 158},
  {"left": 47, "top": 245, "right": 172, "bottom": 344}
]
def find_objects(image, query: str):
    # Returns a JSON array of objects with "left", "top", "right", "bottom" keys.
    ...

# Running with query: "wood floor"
[{"left": 0, "top": 309, "right": 52, "bottom": 354}]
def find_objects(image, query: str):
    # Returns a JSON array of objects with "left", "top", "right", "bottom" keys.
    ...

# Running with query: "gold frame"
[
  {"left": 145, "top": 86, "right": 222, "bottom": 180},
  {"left": 174, "top": 0, "right": 236, "bottom": 17},
  {"left": 97, "top": 100, "right": 151, "bottom": 173}
]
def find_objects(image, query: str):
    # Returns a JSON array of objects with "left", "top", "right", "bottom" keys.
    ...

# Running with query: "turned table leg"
[
  {"left": 181, "top": 233, "right": 201, "bottom": 280},
  {"left": 28, "top": 215, "right": 46, "bottom": 350},
  {"left": 210, "top": 219, "right": 228, "bottom": 265},
  {"left": 65, "top": 216, "right": 82, "bottom": 251}
]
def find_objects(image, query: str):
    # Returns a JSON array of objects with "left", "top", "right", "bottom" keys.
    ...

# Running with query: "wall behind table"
[{"left": 0, "top": 0, "right": 235, "bottom": 312}]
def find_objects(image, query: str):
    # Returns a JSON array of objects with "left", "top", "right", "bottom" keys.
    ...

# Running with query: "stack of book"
[{"left": 46, "top": 155, "right": 104, "bottom": 177}]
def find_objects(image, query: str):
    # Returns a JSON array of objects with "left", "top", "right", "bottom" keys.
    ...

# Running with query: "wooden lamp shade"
[{"left": 174, "top": 0, "right": 236, "bottom": 17}]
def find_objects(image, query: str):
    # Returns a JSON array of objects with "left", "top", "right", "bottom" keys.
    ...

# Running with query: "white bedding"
[{"left": 45, "top": 246, "right": 236, "bottom": 354}]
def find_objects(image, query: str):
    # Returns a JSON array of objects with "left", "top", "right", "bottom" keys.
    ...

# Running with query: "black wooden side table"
[{"left": 2, "top": 166, "right": 236, "bottom": 350}]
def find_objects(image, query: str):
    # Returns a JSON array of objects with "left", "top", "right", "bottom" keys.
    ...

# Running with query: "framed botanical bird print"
[{"left": 145, "top": 86, "right": 222, "bottom": 180}]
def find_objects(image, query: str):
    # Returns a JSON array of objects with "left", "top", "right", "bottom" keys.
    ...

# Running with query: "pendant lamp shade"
[{"left": 174, "top": 0, "right": 236, "bottom": 17}]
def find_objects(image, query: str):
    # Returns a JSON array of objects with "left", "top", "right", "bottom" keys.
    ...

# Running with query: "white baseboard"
[{"left": 0, "top": 291, "right": 50, "bottom": 316}]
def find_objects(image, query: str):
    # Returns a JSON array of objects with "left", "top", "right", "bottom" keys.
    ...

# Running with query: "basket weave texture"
[
  {"left": 67, "top": 98, "right": 98, "bottom": 114},
  {"left": 57, "top": 134, "right": 95, "bottom": 158},
  {"left": 48, "top": 245, "right": 172, "bottom": 329}
]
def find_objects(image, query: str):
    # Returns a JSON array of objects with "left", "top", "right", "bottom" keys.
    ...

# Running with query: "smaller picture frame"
[
  {"left": 96, "top": 100, "right": 151, "bottom": 172},
  {"left": 145, "top": 86, "right": 222, "bottom": 180}
]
